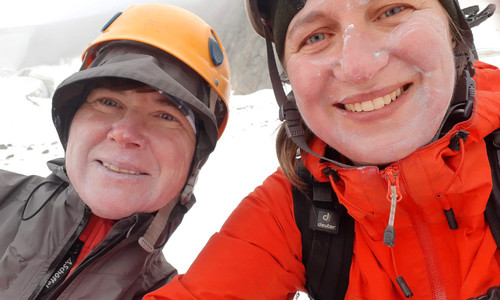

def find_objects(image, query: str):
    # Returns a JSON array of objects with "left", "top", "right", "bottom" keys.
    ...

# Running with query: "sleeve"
[
  {"left": 144, "top": 170, "right": 306, "bottom": 299},
  {"left": 0, "top": 169, "right": 43, "bottom": 256}
]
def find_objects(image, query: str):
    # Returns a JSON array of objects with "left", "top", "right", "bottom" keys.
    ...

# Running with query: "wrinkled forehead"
[{"left": 288, "top": 0, "right": 445, "bottom": 23}]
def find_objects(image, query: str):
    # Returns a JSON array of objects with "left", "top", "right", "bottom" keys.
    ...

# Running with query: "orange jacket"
[{"left": 145, "top": 61, "right": 500, "bottom": 299}]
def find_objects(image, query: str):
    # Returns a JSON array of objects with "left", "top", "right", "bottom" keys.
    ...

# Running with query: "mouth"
[
  {"left": 101, "top": 161, "right": 144, "bottom": 175},
  {"left": 342, "top": 84, "right": 410, "bottom": 112}
]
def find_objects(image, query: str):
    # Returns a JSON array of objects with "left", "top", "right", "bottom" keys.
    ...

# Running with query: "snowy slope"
[{"left": 0, "top": 1, "right": 499, "bottom": 274}]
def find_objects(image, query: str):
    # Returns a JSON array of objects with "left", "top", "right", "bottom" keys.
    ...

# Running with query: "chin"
[
  {"left": 85, "top": 200, "right": 135, "bottom": 220},
  {"left": 90, "top": 209, "right": 128, "bottom": 220},
  {"left": 348, "top": 147, "right": 416, "bottom": 167}
]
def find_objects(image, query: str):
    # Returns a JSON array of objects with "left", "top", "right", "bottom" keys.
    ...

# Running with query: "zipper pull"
[
  {"left": 383, "top": 168, "right": 402, "bottom": 248},
  {"left": 383, "top": 168, "right": 413, "bottom": 298}
]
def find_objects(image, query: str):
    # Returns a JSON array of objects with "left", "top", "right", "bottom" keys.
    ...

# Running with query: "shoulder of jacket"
[{"left": 253, "top": 168, "right": 293, "bottom": 198}]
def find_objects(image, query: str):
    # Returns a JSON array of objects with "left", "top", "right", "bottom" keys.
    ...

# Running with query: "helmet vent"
[
  {"left": 101, "top": 12, "right": 122, "bottom": 32},
  {"left": 208, "top": 34, "right": 224, "bottom": 66}
]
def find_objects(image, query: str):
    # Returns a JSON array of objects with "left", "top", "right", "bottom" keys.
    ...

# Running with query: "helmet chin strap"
[
  {"left": 138, "top": 171, "right": 198, "bottom": 253},
  {"left": 432, "top": 3, "right": 497, "bottom": 140},
  {"left": 432, "top": 60, "right": 476, "bottom": 142},
  {"left": 139, "top": 195, "right": 179, "bottom": 253},
  {"left": 262, "top": 20, "right": 351, "bottom": 171},
  {"left": 138, "top": 153, "right": 201, "bottom": 253}
]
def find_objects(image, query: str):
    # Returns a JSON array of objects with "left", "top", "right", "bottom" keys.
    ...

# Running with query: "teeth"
[
  {"left": 361, "top": 100, "right": 374, "bottom": 111},
  {"left": 102, "top": 162, "right": 140, "bottom": 175},
  {"left": 344, "top": 87, "right": 403, "bottom": 112},
  {"left": 373, "top": 97, "right": 385, "bottom": 109},
  {"left": 384, "top": 93, "right": 393, "bottom": 104}
]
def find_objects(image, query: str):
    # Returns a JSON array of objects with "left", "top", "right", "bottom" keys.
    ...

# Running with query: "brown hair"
[
  {"left": 276, "top": 119, "right": 314, "bottom": 187},
  {"left": 449, "top": 17, "right": 473, "bottom": 79}
]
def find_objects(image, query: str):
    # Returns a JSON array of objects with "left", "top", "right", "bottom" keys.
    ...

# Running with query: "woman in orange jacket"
[{"left": 145, "top": 0, "right": 500, "bottom": 299}]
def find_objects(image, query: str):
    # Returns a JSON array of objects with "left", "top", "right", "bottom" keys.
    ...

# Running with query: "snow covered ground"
[{"left": 0, "top": 1, "right": 499, "bottom": 274}]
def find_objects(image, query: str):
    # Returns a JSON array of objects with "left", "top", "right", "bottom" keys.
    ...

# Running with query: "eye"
[
  {"left": 307, "top": 32, "right": 326, "bottom": 44},
  {"left": 159, "top": 113, "right": 175, "bottom": 121},
  {"left": 102, "top": 98, "right": 118, "bottom": 107},
  {"left": 383, "top": 6, "right": 405, "bottom": 18}
]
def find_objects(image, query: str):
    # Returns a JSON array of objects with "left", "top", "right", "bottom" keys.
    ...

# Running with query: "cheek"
[
  {"left": 65, "top": 110, "right": 110, "bottom": 183},
  {"left": 287, "top": 54, "right": 333, "bottom": 107},
  {"left": 66, "top": 115, "right": 102, "bottom": 160},
  {"left": 154, "top": 134, "right": 195, "bottom": 177},
  {"left": 151, "top": 138, "right": 194, "bottom": 208},
  {"left": 388, "top": 11, "right": 456, "bottom": 113},
  {"left": 287, "top": 55, "right": 342, "bottom": 136},
  {"left": 66, "top": 116, "right": 89, "bottom": 172},
  {"left": 388, "top": 11, "right": 454, "bottom": 72}
]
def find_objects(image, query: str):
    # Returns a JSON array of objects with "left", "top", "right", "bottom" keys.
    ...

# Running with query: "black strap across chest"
[{"left": 292, "top": 160, "right": 354, "bottom": 300}]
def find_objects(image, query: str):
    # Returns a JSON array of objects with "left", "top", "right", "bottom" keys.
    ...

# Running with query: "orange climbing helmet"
[{"left": 82, "top": 3, "right": 230, "bottom": 138}]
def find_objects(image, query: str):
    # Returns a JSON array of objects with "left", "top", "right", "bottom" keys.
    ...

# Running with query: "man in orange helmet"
[{"left": 0, "top": 4, "right": 230, "bottom": 299}]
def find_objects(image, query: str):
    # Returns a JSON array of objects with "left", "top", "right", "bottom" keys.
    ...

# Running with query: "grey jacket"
[{"left": 0, "top": 158, "right": 177, "bottom": 299}]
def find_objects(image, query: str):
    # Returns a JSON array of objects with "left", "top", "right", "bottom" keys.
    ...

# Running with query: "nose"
[
  {"left": 333, "top": 24, "right": 389, "bottom": 83},
  {"left": 107, "top": 112, "right": 147, "bottom": 149}
]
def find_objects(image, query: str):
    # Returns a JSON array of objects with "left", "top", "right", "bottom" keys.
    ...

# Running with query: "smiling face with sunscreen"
[{"left": 284, "top": 0, "right": 456, "bottom": 166}]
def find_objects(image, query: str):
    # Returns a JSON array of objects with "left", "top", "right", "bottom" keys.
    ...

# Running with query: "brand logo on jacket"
[
  {"left": 45, "top": 258, "right": 74, "bottom": 289},
  {"left": 39, "top": 239, "right": 84, "bottom": 296},
  {"left": 316, "top": 209, "right": 339, "bottom": 233}
]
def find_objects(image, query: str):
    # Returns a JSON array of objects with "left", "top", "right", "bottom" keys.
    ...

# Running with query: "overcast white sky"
[
  {"left": 2, "top": 1, "right": 103, "bottom": 27},
  {"left": 2, "top": 0, "right": 498, "bottom": 28},
  {"left": 0, "top": 0, "right": 186, "bottom": 28}
]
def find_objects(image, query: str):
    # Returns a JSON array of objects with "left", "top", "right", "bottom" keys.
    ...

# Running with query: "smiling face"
[
  {"left": 65, "top": 86, "right": 196, "bottom": 219},
  {"left": 284, "top": 0, "right": 456, "bottom": 166}
]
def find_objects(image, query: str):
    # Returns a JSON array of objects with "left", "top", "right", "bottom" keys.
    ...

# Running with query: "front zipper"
[
  {"left": 38, "top": 223, "right": 128, "bottom": 300},
  {"left": 383, "top": 166, "right": 447, "bottom": 299},
  {"left": 382, "top": 168, "right": 402, "bottom": 248},
  {"left": 382, "top": 168, "right": 414, "bottom": 297},
  {"left": 28, "top": 208, "right": 92, "bottom": 300}
]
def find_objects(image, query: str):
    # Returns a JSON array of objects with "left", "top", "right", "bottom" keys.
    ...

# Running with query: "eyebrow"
[
  {"left": 155, "top": 96, "right": 176, "bottom": 107},
  {"left": 288, "top": 10, "right": 330, "bottom": 36}
]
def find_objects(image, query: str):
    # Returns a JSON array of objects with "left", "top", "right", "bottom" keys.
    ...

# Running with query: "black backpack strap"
[
  {"left": 485, "top": 128, "right": 500, "bottom": 248},
  {"left": 292, "top": 160, "right": 355, "bottom": 300}
]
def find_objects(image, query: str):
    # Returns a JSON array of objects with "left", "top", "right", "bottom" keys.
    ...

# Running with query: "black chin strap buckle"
[
  {"left": 451, "top": 68, "right": 475, "bottom": 120},
  {"left": 462, "top": 4, "right": 496, "bottom": 28},
  {"left": 462, "top": 69, "right": 475, "bottom": 120},
  {"left": 433, "top": 63, "right": 476, "bottom": 140},
  {"left": 463, "top": 70, "right": 475, "bottom": 120},
  {"left": 280, "top": 99, "right": 305, "bottom": 138}
]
